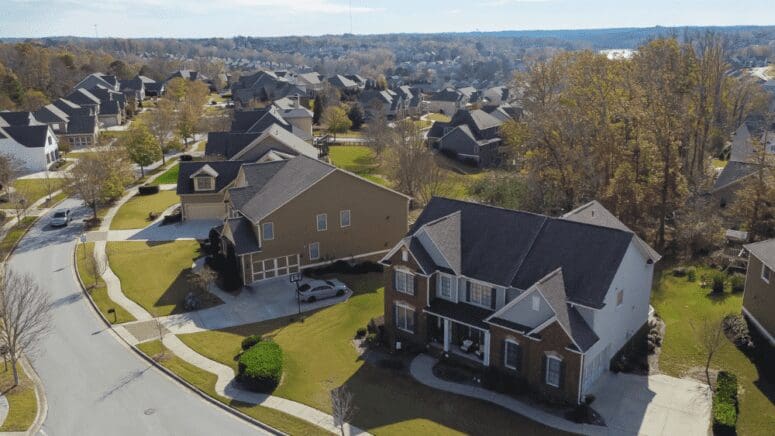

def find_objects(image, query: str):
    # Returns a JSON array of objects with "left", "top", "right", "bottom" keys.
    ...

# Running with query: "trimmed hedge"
[
  {"left": 237, "top": 341, "right": 282, "bottom": 393},
  {"left": 138, "top": 185, "right": 160, "bottom": 195},
  {"left": 713, "top": 371, "right": 738, "bottom": 435},
  {"left": 710, "top": 271, "right": 726, "bottom": 294}
]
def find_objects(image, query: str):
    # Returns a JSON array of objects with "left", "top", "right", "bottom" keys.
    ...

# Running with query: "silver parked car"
[
  {"left": 298, "top": 279, "right": 348, "bottom": 303},
  {"left": 50, "top": 209, "right": 71, "bottom": 227}
]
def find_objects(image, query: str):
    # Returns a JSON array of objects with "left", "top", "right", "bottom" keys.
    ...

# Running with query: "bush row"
[
  {"left": 713, "top": 371, "right": 738, "bottom": 435},
  {"left": 306, "top": 260, "right": 382, "bottom": 277}
]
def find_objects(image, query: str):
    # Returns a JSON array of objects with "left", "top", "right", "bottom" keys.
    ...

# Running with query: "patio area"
[{"left": 426, "top": 311, "right": 490, "bottom": 365}]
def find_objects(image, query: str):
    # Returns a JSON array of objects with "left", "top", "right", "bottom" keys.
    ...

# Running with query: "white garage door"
[
  {"left": 184, "top": 203, "right": 225, "bottom": 220},
  {"left": 250, "top": 254, "right": 300, "bottom": 283}
]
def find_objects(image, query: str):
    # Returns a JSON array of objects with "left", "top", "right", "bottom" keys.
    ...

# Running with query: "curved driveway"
[{"left": 7, "top": 199, "right": 268, "bottom": 436}]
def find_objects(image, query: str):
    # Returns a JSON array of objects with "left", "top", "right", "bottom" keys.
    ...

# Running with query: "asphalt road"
[{"left": 7, "top": 199, "right": 268, "bottom": 436}]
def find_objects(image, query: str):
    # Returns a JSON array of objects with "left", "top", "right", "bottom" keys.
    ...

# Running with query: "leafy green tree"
[
  {"left": 347, "top": 103, "right": 365, "bottom": 130},
  {"left": 323, "top": 105, "right": 352, "bottom": 141},
  {"left": 123, "top": 122, "right": 162, "bottom": 177},
  {"left": 312, "top": 94, "right": 325, "bottom": 125}
]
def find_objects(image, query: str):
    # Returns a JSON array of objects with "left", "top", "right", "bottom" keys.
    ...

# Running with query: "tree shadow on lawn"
[
  {"left": 704, "top": 291, "right": 734, "bottom": 304},
  {"left": 739, "top": 320, "right": 775, "bottom": 407},
  {"left": 338, "top": 361, "right": 564, "bottom": 436},
  {"left": 153, "top": 267, "right": 224, "bottom": 315}
]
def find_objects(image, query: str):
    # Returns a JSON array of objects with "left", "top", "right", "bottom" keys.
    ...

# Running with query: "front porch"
[{"left": 426, "top": 312, "right": 491, "bottom": 366}]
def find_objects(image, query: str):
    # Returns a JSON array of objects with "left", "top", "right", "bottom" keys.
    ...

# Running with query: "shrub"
[
  {"left": 355, "top": 327, "right": 367, "bottom": 338},
  {"left": 237, "top": 341, "right": 282, "bottom": 393},
  {"left": 482, "top": 367, "right": 528, "bottom": 395},
  {"left": 138, "top": 185, "right": 160, "bottom": 195},
  {"left": 672, "top": 267, "right": 687, "bottom": 277},
  {"left": 729, "top": 274, "right": 745, "bottom": 293},
  {"left": 365, "top": 332, "right": 379, "bottom": 346},
  {"left": 686, "top": 267, "right": 697, "bottom": 282},
  {"left": 713, "top": 371, "right": 738, "bottom": 434},
  {"left": 179, "top": 154, "right": 193, "bottom": 161},
  {"left": 710, "top": 271, "right": 726, "bottom": 294}
]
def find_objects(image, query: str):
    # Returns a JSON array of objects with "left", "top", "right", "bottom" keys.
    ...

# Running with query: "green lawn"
[
  {"left": 0, "top": 216, "right": 37, "bottom": 259},
  {"left": 150, "top": 164, "right": 180, "bottom": 186},
  {"left": 179, "top": 273, "right": 561, "bottom": 435},
  {"left": 0, "top": 363, "right": 37, "bottom": 432},
  {"left": 652, "top": 267, "right": 775, "bottom": 435},
  {"left": 328, "top": 145, "right": 389, "bottom": 186},
  {"left": 76, "top": 242, "right": 135, "bottom": 324},
  {"left": 712, "top": 159, "right": 727, "bottom": 170},
  {"left": 426, "top": 113, "right": 451, "bottom": 122},
  {"left": 106, "top": 241, "right": 222, "bottom": 317},
  {"left": 110, "top": 190, "right": 179, "bottom": 230},
  {"left": 0, "top": 179, "right": 65, "bottom": 209},
  {"left": 137, "top": 340, "right": 328, "bottom": 435}
]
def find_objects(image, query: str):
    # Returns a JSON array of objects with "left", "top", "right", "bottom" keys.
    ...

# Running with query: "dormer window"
[{"left": 194, "top": 176, "right": 214, "bottom": 191}]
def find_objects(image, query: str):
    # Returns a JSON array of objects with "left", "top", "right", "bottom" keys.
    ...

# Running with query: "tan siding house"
[{"left": 743, "top": 239, "right": 775, "bottom": 345}]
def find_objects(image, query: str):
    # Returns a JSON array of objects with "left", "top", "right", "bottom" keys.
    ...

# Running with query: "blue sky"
[{"left": 1, "top": 0, "right": 774, "bottom": 38}]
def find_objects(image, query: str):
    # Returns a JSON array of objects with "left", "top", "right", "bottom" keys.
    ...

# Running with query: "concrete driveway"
[
  {"left": 142, "top": 275, "right": 352, "bottom": 336},
  {"left": 589, "top": 372, "right": 711, "bottom": 435},
  {"left": 86, "top": 219, "right": 222, "bottom": 242}
]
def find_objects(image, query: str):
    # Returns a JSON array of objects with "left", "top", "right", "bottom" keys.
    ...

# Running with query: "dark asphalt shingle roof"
[
  {"left": 66, "top": 115, "right": 97, "bottom": 134},
  {"left": 205, "top": 132, "right": 261, "bottom": 159},
  {"left": 177, "top": 160, "right": 246, "bottom": 195},
  {"left": 2, "top": 125, "right": 49, "bottom": 147},
  {"left": 410, "top": 197, "right": 635, "bottom": 309},
  {"left": 745, "top": 239, "right": 775, "bottom": 270},
  {"left": 34, "top": 105, "right": 69, "bottom": 124},
  {"left": 426, "top": 299, "right": 491, "bottom": 329},
  {"left": 225, "top": 217, "right": 261, "bottom": 255},
  {"left": 0, "top": 111, "right": 40, "bottom": 126},
  {"left": 713, "top": 161, "right": 760, "bottom": 191},
  {"left": 230, "top": 107, "right": 290, "bottom": 133}
]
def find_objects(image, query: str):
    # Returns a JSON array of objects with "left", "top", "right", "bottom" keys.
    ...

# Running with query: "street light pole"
[{"left": 289, "top": 272, "right": 302, "bottom": 321}]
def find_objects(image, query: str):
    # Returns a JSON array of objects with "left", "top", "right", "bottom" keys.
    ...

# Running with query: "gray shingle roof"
[
  {"left": 0, "top": 111, "right": 41, "bottom": 126},
  {"left": 177, "top": 160, "right": 246, "bottom": 195},
  {"left": 2, "top": 125, "right": 49, "bottom": 148},
  {"left": 421, "top": 211, "right": 461, "bottom": 273},
  {"left": 205, "top": 132, "right": 262, "bottom": 159},
  {"left": 745, "top": 239, "right": 775, "bottom": 270},
  {"left": 713, "top": 161, "right": 760, "bottom": 191},
  {"left": 230, "top": 155, "right": 335, "bottom": 222},
  {"left": 409, "top": 197, "right": 636, "bottom": 309},
  {"left": 224, "top": 217, "right": 261, "bottom": 255},
  {"left": 34, "top": 105, "right": 70, "bottom": 124}
]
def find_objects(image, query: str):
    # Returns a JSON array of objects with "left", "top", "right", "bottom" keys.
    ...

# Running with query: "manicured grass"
[
  {"left": 137, "top": 340, "right": 328, "bottom": 435},
  {"left": 0, "top": 179, "right": 65, "bottom": 210},
  {"left": 652, "top": 266, "right": 775, "bottom": 434},
  {"left": 150, "top": 164, "right": 180, "bottom": 186},
  {"left": 110, "top": 190, "right": 179, "bottom": 230},
  {"left": 106, "top": 240, "right": 222, "bottom": 317},
  {"left": 180, "top": 273, "right": 561, "bottom": 435},
  {"left": 0, "top": 363, "right": 37, "bottom": 432},
  {"left": 426, "top": 113, "right": 451, "bottom": 122},
  {"left": 75, "top": 242, "right": 135, "bottom": 324},
  {"left": 712, "top": 159, "right": 727, "bottom": 170},
  {"left": 328, "top": 145, "right": 389, "bottom": 186},
  {"left": 0, "top": 216, "right": 37, "bottom": 259}
]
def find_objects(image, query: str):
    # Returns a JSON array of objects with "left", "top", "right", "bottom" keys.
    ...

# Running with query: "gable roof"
[
  {"left": 177, "top": 160, "right": 246, "bottom": 195},
  {"left": 408, "top": 197, "right": 638, "bottom": 309},
  {"left": 34, "top": 104, "right": 70, "bottom": 124},
  {"left": 744, "top": 239, "right": 775, "bottom": 271},
  {"left": 0, "top": 111, "right": 42, "bottom": 127},
  {"left": 1, "top": 125, "right": 50, "bottom": 148},
  {"left": 229, "top": 155, "right": 336, "bottom": 222},
  {"left": 713, "top": 161, "right": 760, "bottom": 192},
  {"left": 430, "top": 87, "right": 463, "bottom": 102},
  {"left": 223, "top": 217, "right": 261, "bottom": 255},
  {"left": 328, "top": 75, "right": 358, "bottom": 89},
  {"left": 419, "top": 211, "right": 462, "bottom": 273},
  {"left": 230, "top": 107, "right": 290, "bottom": 133}
]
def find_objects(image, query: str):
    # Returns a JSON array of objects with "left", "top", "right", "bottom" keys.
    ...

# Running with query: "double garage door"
[
  {"left": 184, "top": 203, "right": 225, "bottom": 220},
  {"left": 250, "top": 254, "right": 300, "bottom": 283}
]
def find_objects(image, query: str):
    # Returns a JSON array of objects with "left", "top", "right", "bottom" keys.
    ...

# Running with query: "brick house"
[{"left": 381, "top": 198, "right": 660, "bottom": 404}]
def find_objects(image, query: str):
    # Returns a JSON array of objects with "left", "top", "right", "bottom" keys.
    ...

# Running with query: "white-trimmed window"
[
  {"left": 262, "top": 222, "right": 274, "bottom": 241},
  {"left": 504, "top": 339, "right": 521, "bottom": 371},
  {"left": 545, "top": 355, "right": 562, "bottom": 388},
  {"left": 616, "top": 289, "right": 624, "bottom": 306},
  {"left": 395, "top": 303, "right": 415, "bottom": 333},
  {"left": 340, "top": 210, "right": 351, "bottom": 228},
  {"left": 316, "top": 213, "right": 327, "bottom": 231},
  {"left": 532, "top": 294, "right": 541, "bottom": 311},
  {"left": 762, "top": 263, "right": 772, "bottom": 284},
  {"left": 194, "top": 176, "right": 214, "bottom": 191},
  {"left": 438, "top": 274, "right": 453, "bottom": 299},
  {"left": 401, "top": 249, "right": 409, "bottom": 262},
  {"left": 309, "top": 242, "right": 320, "bottom": 260},
  {"left": 468, "top": 282, "right": 491, "bottom": 307},
  {"left": 395, "top": 269, "right": 414, "bottom": 295}
]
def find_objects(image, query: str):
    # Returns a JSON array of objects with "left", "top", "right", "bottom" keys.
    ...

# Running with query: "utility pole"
[
  {"left": 94, "top": 24, "right": 98, "bottom": 39},
  {"left": 349, "top": 0, "right": 353, "bottom": 34}
]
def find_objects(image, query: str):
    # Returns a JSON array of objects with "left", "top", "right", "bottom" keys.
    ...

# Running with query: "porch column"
[
  {"left": 443, "top": 319, "right": 451, "bottom": 352},
  {"left": 483, "top": 331, "right": 491, "bottom": 367}
]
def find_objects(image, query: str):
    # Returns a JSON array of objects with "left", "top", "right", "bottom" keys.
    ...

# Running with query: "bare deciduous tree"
[
  {"left": 0, "top": 154, "right": 22, "bottom": 199},
  {"left": 0, "top": 271, "right": 51, "bottom": 385},
  {"left": 330, "top": 386, "right": 356, "bottom": 436},
  {"left": 188, "top": 266, "right": 217, "bottom": 295},
  {"left": 65, "top": 148, "right": 134, "bottom": 220},
  {"left": 691, "top": 318, "right": 728, "bottom": 388},
  {"left": 384, "top": 120, "right": 444, "bottom": 204}
]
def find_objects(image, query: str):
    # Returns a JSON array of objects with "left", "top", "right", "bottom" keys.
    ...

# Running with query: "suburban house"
[
  {"left": 712, "top": 117, "right": 775, "bottom": 207},
  {"left": 428, "top": 108, "right": 507, "bottom": 167},
  {"left": 358, "top": 89, "right": 404, "bottom": 119},
  {"left": 138, "top": 76, "right": 165, "bottom": 97},
  {"left": 177, "top": 160, "right": 246, "bottom": 221},
  {"left": 213, "top": 155, "right": 410, "bottom": 284},
  {"left": 72, "top": 73, "right": 120, "bottom": 93},
  {"left": 327, "top": 75, "right": 360, "bottom": 93},
  {"left": 294, "top": 72, "right": 325, "bottom": 93},
  {"left": 0, "top": 113, "right": 60, "bottom": 171},
  {"left": 426, "top": 88, "right": 466, "bottom": 115},
  {"left": 380, "top": 198, "right": 659, "bottom": 404},
  {"left": 33, "top": 104, "right": 70, "bottom": 135},
  {"left": 231, "top": 70, "right": 308, "bottom": 107},
  {"left": 742, "top": 239, "right": 775, "bottom": 346},
  {"left": 51, "top": 98, "right": 99, "bottom": 148},
  {"left": 166, "top": 70, "right": 218, "bottom": 92},
  {"left": 271, "top": 97, "right": 314, "bottom": 141}
]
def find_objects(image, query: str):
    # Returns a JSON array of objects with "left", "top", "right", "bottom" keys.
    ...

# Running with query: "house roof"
[
  {"left": 408, "top": 197, "right": 638, "bottom": 309},
  {"left": 430, "top": 87, "right": 463, "bottom": 102},
  {"left": 744, "top": 239, "right": 775, "bottom": 271},
  {"left": 66, "top": 115, "right": 97, "bottom": 134},
  {"left": 0, "top": 111, "right": 42, "bottom": 127},
  {"left": 426, "top": 299, "right": 491, "bottom": 330},
  {"left": 229, "top": 155, "right": 335, "bottom": 222},
  {"left": 713, "top": 161, "right": 760, "bottom": 191},
  {"left": 1, "top": 125, "right": 50, "bottom": 148},
  {"left": 177, "top": 160, "right": 246, "bottom": 195},
  {"left": 231, "top": 107, "right": 290, "bottom": 133},
  {"left": 205, "top": 132, "right": 261, "bottom": 159},
  {"left": 328, "top": 75, "right": 358, "bottom": 89},
  {"left": 67, "top": 88, "right": 101, "bottom": 106},
  {"left": 34, "top": 105, "right": 70, "bottom": 124},
  {"left": 420, "top": 211, "right": 462, "bottom": 273},
  {"left": 427, "top": 121, "right": 450, "bottom": 139},
  {"left": 224, "top": 217, "right": 261, "bottom": 255}
]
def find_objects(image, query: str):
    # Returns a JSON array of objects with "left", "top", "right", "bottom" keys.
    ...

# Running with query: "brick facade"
[{"left": 383, "top": 249, "right": 429, "bottom": 349}]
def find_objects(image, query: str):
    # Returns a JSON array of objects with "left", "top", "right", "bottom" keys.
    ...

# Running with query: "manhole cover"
[{"left": 144, "top": 408, "right": 156, "bottom": 415}]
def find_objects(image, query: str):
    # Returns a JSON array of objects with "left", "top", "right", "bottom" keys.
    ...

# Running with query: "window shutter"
[
  {"left": 413, "top": 310, "right": 418, "bottom": 334},
  {"left": 541, "top": 355, "right": 547, "bottom": 385},
  {"left": 502, "top": 340, "right": 507, "bottom": 367},
  {"left": 466, "top": 281, "right": 471, "bottom": 302},
  {"left": 559, "top": 360, "right": 566, "bottom": 388},
  {"left": 411, "top": 274, "right": 417, "bottom": 296},
  {"left": 393, "top": 304, "right": 398, "bottom": 327},
  {"left": 515, "top": 343, "right": 522, "bottom": 373},
  {"left": 490, "top": 288, "right": 497, "bottom": 309},
  {"left": 393, "top": 270, "right": 398, "bottom": 291}
]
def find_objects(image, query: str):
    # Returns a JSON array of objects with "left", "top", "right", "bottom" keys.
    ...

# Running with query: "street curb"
[
  {"left": 71, "top": 244, "right": 286, "bottom": 436},
  {"left": 1, "top": 193, "right": 67, "bottom": 263}
]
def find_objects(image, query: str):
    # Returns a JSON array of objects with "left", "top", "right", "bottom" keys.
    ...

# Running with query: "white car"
[
  {"left": 297, "top": 279, "right": 348, "bottom": 303},
  {"left": 50, "top": 209, "right": 71, "bottom": 227}
]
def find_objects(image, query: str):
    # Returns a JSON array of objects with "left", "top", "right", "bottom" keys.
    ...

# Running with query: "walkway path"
[{"left": 85, "top": 157, "right": 369, "bottom": 435}]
